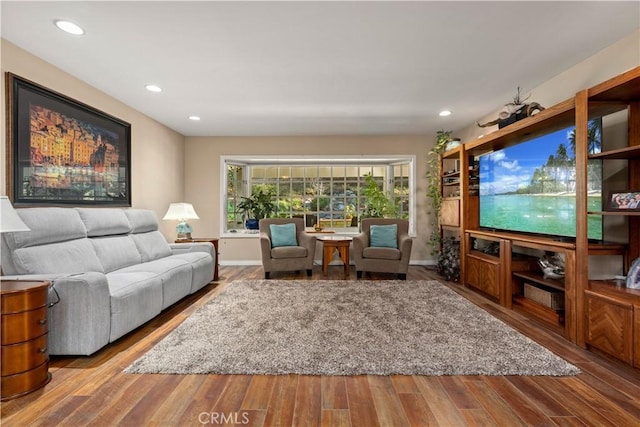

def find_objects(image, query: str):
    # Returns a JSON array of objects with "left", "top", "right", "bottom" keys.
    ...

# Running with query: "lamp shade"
[
  {"left": 0, "top": 196, "right": 30, "bottom": 233},
  {"left": 163, "top": 203, "right": 199, "bottom": 221}
]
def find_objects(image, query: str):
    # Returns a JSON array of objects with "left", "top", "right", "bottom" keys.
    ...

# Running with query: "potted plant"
[
  {"left": 362, "top": 173, "right": 397, "bottom": 218},
  {"left": 425, "top": 130, "right": 453, "bottom": 254},
  {"left": 237, "top": 185, "right": 276, "bottom": 230}
]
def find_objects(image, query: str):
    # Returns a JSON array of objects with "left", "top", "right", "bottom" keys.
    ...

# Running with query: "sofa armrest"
[
  {"left": 259, "top": 233, "right": 273, "bottom": 261},
  {"left": 1, "top": 272, "right": 112, "bottom": 356},
  {"left": 352, "top": 232, "right": 368, "bottom": 263},
  {"left": 170, "top": 242, "right": 214, "bottom": 258},
  {"left": 398, "top": 233, "right": 413, "bottom": 266},
  {"left": 298, "top": 232, "right": 316, "bottom": 257}
]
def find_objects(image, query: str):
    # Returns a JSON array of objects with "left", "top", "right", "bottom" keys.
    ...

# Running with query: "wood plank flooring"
[{"left": 2, "top": 266, "right": 640, "bottom": 426}]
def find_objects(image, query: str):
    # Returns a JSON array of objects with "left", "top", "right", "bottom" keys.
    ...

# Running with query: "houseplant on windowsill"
[
  {"left": 237, "top": 185, "right": 276, "bottom": 230},
  {"left": 362, "top": 173, "right": 397, "bottom": 219}
]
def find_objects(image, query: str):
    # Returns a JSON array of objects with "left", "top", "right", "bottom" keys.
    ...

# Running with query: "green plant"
[
  {"left": 237, "top": 185, "right": 276, "bottom": 219},
  {"left": 362, "top": 173, "right": 397, "bottom": 218},
  {"left": 425, "top": 130, "right": 453, "bottom": 254},
  {"left": 436, "top": 237, "right": 460, "bottom": 281}
]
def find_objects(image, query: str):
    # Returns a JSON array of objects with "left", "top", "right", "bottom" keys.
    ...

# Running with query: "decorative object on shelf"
[
  {"left": 627, "top": 257, "right": 640, "bottom": 289},
  {"left": 163, "top": 202, "right": 199, "bottom": 240},
  {"left": 475, "top": 240, "right": 500, "bottom": 256},
  {"left": 538, "top": 254, "right": 565, "bottom": 280},
  {"left": 0, "top": 196, "right": 31, "bottom": 232},
  {"left": 606, "top": 191, "right": 640, "bottom": 211},
  {"left": 445, "top": 138, "right": 461, "bottom": 152},
  {"left": 236, "top": 184, "right": 276, "bottom": 230},
  {"left": 476, "top": 87, "right": 545, "bottom": 129},
  {"left": 313, "top": 223, "right": 324, "bottom": 232},
  {"left": 436, "top": 237, "right": 460, "bottom": 282},
  {"left": 6, "top": 73, "right": 132, "bottom": 207}
]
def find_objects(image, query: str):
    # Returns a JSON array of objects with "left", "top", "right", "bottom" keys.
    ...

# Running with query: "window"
[{"left": 222, "top": 156, "right": 415, "bottom": 235}]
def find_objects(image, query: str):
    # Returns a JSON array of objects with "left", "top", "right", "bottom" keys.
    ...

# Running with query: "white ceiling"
[{"left": 2, "top": 1, "right": 639, "bottom": 137}]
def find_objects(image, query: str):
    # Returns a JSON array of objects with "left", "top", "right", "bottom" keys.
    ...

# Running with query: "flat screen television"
[{"left": 478, "top": 119, "right": 603, "bottom": 241}]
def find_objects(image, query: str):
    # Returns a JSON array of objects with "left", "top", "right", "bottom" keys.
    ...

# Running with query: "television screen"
[{"left": 479, "top": 120, "right": 603, "bottom": 240}]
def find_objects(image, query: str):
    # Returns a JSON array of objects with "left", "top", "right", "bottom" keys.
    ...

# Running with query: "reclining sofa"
[{"left": 0, "top": 207, "right": 215, "bottom": 356}]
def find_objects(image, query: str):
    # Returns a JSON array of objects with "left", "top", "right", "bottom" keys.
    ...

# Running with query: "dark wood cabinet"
[{"left": 1, "top": 280, "right": 52, "bottom": 401}]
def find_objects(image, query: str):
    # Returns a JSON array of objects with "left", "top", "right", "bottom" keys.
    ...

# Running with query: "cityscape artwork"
[{"left": 7, "top": 74, "right": 131, "bottom": 206}]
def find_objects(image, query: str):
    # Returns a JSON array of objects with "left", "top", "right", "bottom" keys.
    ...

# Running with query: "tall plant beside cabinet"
[{"left": 425, "top": 130, "right": 453, "bottom": 253}]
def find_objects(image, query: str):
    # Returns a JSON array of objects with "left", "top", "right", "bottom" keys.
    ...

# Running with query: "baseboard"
[{"left": 220, "top": 260, "right": 437, "bottom": 267}]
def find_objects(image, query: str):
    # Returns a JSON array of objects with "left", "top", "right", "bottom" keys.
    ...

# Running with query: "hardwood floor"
[{"left": 2, "top": 265, "right": 640, "bottom": 426}]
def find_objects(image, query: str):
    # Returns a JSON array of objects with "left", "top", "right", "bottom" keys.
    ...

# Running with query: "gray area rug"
[{"left": 125, "top": 280, "right": 579, "bottom": 376}]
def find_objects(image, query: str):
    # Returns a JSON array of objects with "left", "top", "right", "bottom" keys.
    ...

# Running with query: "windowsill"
[{"left": 221, "top": 229, "right": 362, "bottom": 239}]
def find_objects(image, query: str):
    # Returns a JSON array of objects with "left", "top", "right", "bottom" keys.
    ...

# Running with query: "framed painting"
[
  {"left": 606, "top": 191, "right": 640, "bottom": 211},
  {"left": 6, "top": 73, "right": 131, "bottom": 206}
]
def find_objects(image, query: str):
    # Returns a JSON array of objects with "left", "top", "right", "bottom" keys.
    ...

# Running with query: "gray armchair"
[
  {"left": 259, "top": 218, "right": 316, "bottom": 279},
  {"left": 353, "top": 218, "right": 412, "bottom": 280}
]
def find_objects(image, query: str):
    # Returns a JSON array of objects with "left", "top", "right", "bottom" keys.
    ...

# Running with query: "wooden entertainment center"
[{"left": 440, "top": 66, "right": 640, "bottom": 366}]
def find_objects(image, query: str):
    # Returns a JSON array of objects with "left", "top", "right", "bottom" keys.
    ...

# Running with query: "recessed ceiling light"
[
  {"left": 145, "top": 84, "right": 162, "bottom": 93},
  {"left": 439, "top": 110, "right": 452, "bottom": 117},
  {"left": 55, "top": 20, "right": 84, "bottom": 36},
  {"left": 188, "top": 116, "right": 201, "bottom": 121}
]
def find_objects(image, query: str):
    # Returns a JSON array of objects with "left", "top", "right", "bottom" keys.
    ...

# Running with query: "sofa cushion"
[
  {"left": 4, "top": 208, "right": 87, "bottom": 249},
  {"left": 171, "top": 252, "right": 215, "bottom": 293},
  {"left": 271, "top": 246, "right": 307, "bottom": 259},
  {"left": 370, "top": 224, "right": 398, "bottom": 249},
  {"left": 117, "top": 257, "right": 193, "bottom": 309},
  {"left": 106, "top": 272, "right": 163, "bottom": 342},
  {"left": 132, "top": 231, "right": 172, "bottom": 262},
  {"left": 270, "top": 223, "right": 298, "bottom": 247},
  {"left": 76, "top": 208, "right": 131, "bottom": 237},
  {"left": 12, "top": 239, "right": 105, "bottom": 275},
  {"left": 363, "top": 246, "right": 401, "bottom": 260},
  {"left": 124, "top": 209, "right": 160, "bottom": 233},
  {"left": 91, "top": 235, "right": 142, "bottom": 273}
]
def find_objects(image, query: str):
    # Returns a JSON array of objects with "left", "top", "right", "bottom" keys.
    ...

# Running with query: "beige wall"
[
  {"left": 0, "top": 40, "right": 186, "bottom": 238},
  {"left": 184, "top": 136, "right": 431, "bottom": 264}
]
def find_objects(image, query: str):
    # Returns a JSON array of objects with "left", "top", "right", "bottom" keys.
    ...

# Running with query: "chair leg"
[
  {"left": 398, "top": 273, "right": 406, "bottom": 280},
  {"left": 265, "top": 272, "right": 270, "bottom": 279},
  {"left": 357, "top": 271, "right": 363, "bottom": 279},
  {"left": 306, "top": 269, "right": 312, "bottom": 276}
]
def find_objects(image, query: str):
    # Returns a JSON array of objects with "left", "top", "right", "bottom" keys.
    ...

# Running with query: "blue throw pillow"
[
  {"left": 270, "top": 223, "right": 298, "bottom": 248},
  {"left": 370, "top": 224, "right": 398, "bottom": 249}
]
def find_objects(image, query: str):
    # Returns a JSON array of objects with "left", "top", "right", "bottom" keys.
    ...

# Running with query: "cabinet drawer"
[
  {"left": 1, "top": 285, "right": 48, "bottom": 314},
  {"left": 1, "top": 361, "right": 50, "bottom": 400},
  {"left": 1, "top": 306, "right": 48, "bottom": 345},
  {"left": 1, "top": 334, "right": 48, "bottom": 376}
]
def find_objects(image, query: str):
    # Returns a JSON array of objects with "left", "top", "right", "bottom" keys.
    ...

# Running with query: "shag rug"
[{"left": 125, "top": 280, "right": 579, "bottom": 376}]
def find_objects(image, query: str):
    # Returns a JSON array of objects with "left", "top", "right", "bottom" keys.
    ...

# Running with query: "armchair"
[
  {"left": 259, "top": 218, "right": 316, "bottom": 279},
  {"left": 353, "top": 218, "right": 412, "bottom": 280}
]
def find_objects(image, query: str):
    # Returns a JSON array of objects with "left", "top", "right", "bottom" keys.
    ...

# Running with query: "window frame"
[{"left": 220, "top": 155, "right": 416, "bottom": 237}]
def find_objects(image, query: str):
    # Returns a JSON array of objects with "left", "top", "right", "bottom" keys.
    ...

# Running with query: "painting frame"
[
  {"left": 606, "top": 191, "right": 640, "bottom": 211},
  {"left": 5, "top": 73, "right": 131, "bottom": 206}
]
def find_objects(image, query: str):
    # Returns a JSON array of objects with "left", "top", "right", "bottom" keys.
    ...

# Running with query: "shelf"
[
  {"left": 467, "top": 250, "right": 500, "bottom": 263},
  {"left": 588, "top": 210, "right": 640, "bottom": 216},
  {"left": 513, "top": 295, "right": 565, "bottom": 330},
  {"left": 513, "top": 271, "right": 565, "bottom": 291},
  {"left": 589, "top": 145, "right": 640, "bottom": 160}
]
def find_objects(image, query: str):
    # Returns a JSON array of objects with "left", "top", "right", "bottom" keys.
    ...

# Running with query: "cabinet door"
[
  {"left": 585, "top": 291, "right": 633, "bottom": 364},
  {"left": 466, "top": 256, "right": 500, "bottom": 299}
]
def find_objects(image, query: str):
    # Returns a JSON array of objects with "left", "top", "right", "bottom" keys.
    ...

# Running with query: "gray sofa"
[{"left": 0, "top": 207, "right": 214, "bottom": 356}]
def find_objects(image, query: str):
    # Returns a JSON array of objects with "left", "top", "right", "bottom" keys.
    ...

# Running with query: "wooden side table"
[
  {"left": 1, "top": 280, "right": 52, "bottom": 401},
  {"left": 175, "top": 238, "right": 220, "bottom": 281},
  {"left": 318, "top": 236, "right": 353, "bottom": 277}
]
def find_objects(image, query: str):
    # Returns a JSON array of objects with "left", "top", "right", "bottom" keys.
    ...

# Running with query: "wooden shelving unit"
[{"left": 452, "top": 66, "right": 640, "bottom": 363}]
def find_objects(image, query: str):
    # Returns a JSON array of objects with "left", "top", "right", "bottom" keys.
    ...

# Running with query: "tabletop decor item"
[{"left": 6, "top": 73, "right": 131, "bottom": 206}]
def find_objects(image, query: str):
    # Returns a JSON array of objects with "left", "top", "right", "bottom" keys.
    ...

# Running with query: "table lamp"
[
  {"left": 0, "top": 196, "right": 30, "bottom": 233},
  {"left": 163, "top": 202, "right": 199, "bottom": 240}
]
